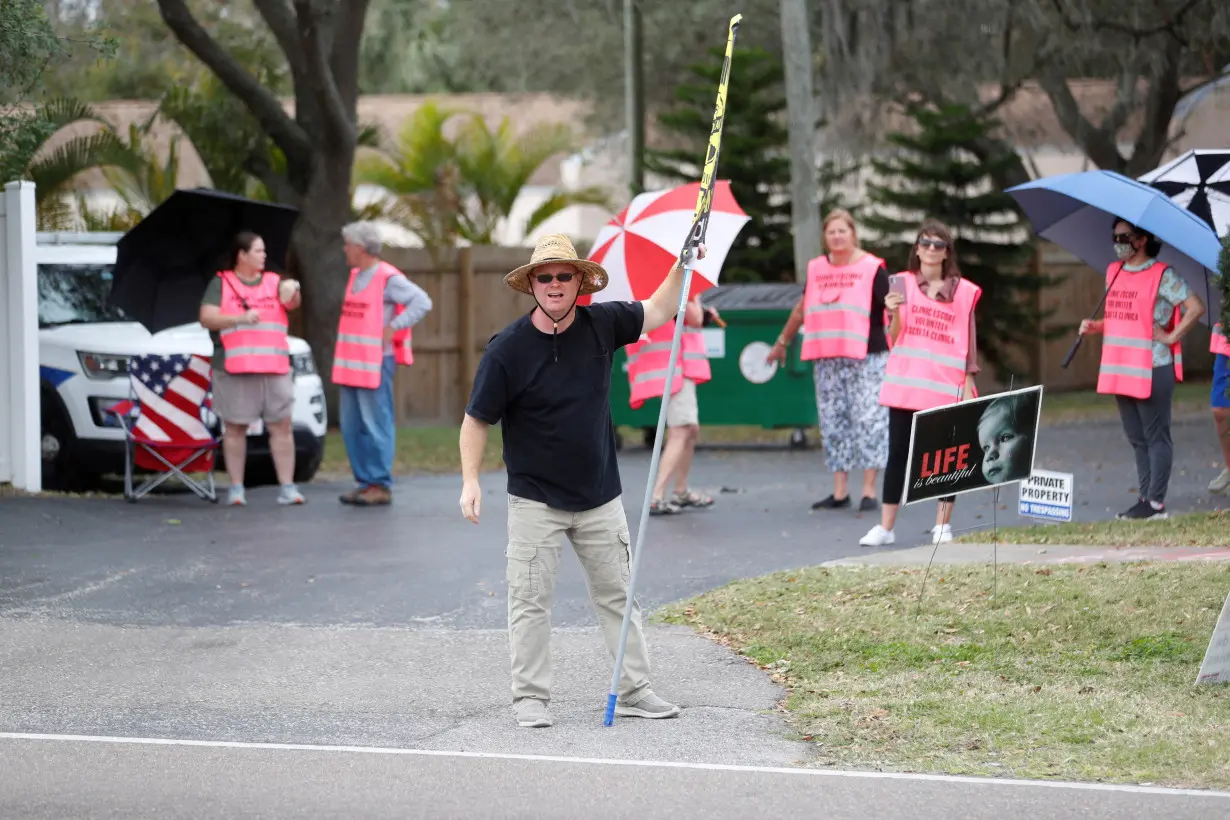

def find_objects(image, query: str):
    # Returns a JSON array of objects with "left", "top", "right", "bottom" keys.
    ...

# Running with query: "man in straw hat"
[{"left": 459, "top": 232, "right": 705, "bottom": 729}]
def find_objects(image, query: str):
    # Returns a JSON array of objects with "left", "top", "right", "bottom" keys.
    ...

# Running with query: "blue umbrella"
[{"left": 1007, "top": 169, "right": 1222, "bottom": 365}]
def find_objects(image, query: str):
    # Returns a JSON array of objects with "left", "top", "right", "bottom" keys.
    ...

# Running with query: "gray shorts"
[{"left": 211, "top": 370, "right": 294, "bottom": 425}]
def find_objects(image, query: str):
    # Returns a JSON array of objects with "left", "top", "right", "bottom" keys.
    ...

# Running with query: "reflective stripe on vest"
[
  {"left": 625, "top": 324, "right": 711, "bottom": 409},
  {"left": 1095, "top": 261, "right": 1180, "bottom": 400},
  {"left": 877, "top": 272, "right": 980, "bottom": 412},
  {"left": 800, "top": 252, "right": 884, "bottom": 361},
  {"left": 332, "top": 261, "right": 403, "bottom": 388},
  {"left": 1211, "top": 324, "right": 1230, "bottom": 356},
  {"left": 217, "top": 271, "right": 290, "bottom": 375}
]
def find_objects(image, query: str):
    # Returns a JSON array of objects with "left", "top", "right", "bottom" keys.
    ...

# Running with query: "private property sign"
[{"left": 1017, "top": 469, "right": 1074, "bottom": 522}]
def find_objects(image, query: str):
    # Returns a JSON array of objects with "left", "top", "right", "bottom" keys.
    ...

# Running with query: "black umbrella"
[
  {"left": 109, "top": 188, "right": 300, "bottom": 333},
  {"left": 1137, "top": 149, "right": 1230, "bottom": 236}
]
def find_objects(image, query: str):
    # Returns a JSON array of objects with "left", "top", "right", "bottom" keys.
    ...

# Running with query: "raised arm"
[{"left": 639, "top": 244, "right": 707, "bottom": 335}]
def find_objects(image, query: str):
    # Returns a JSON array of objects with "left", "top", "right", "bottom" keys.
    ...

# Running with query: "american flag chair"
[{"left": 106, "top": 353, "right": 221, "bottom": 503}]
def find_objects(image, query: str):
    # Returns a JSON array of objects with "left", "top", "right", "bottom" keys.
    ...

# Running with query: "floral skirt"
[{"left": 813, "top": 352, "right": 890, "bottom": 472}]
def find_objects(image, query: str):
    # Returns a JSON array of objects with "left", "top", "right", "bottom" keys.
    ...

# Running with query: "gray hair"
[{"left": 341, "top": 221, "right": 383, "bottom": 255}]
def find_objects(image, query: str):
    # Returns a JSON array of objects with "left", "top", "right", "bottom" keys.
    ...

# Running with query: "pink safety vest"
[
  {"left": 217, "top": 271, "right": 290, "bottom": 375},
  {"left": 1096, "top": 261, "right": 1182, "bottom": 399},
  {"left": 1211, "top": 322, "right": 1230, "bottom": 356},
  {"left": 331, "top": 261, "right": 415, "bottom": 388},
  {"left": 878, "top": 272, "right": 980, "bottom": 411},
  {"left": 800, "top": 252, "right": 884, "bottom": 361},
  {"left": 626, "top": 325, "right": 711, "bottom": 409}
]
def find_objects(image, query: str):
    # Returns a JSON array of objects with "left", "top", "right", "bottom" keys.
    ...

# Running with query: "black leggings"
[{"left": 882, "top": 407, "right": 955, "bottom": 506}]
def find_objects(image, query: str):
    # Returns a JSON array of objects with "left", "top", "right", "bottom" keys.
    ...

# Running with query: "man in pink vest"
[
  {"left": 199, "top": 231, "right": 304, "bottom": 507},
  {"left": 1209, "top": 322, "right": 1230, "bottom": 494},
  {"left": 458, "top": 233, "right": 706, "bottom": 729},
  {"left": 333, "top": 221, "right": 433, "bottom": 507},
  {"left": 1078, "top": 218, "right": 1205, "bottom": 520},
  {"left": 626, "top": 296, "right": 720, "bottom": 515}
]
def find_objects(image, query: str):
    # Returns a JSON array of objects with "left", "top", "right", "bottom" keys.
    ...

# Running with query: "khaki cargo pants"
[{"left": 505, "top": 493, "right": 653, "bottom": 705}]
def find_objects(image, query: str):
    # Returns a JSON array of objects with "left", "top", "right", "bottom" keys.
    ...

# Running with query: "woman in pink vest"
[
  {"left": 769, "top": 209, "right": 891, "bottom": 512},
  {"left": 1076, "top": 218, "right": 1205, "bottom": 520},
  {"left": 1209, "top": 321, "right": 1230, "bottom": 494},
  {"left": 198, "top": 231, "right": 303, "bottom": 506},
  {"left": 858, "top": 220, "right": 982, "bottom": 547},
  {"left": 634, "top": 295, "right": 720, "bottom": 515}
]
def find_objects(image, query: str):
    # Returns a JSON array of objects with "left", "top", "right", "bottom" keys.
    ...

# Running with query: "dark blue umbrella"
[
  {"left": 1007, "top": 170, "right": 1222, "bottom": 366},
  {"left": 109, "top": 188, "right": 300, "bottom": 334}
]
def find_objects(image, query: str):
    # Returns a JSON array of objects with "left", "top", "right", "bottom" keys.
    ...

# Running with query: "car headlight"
[
  {"left": 77, "top": 351, "right": 129, "bottom": 380},
  {"left": 291, "top": 352, "right": 317, "bottom": 377}
]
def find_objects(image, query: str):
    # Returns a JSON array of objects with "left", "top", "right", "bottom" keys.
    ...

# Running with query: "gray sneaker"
[
  {"left": 514, "top": 698, "right": 552, "bottom": 728},
  {"left": 615, "top": 691, "right": 680, "bottom": 719},
  {"left": 1209, "top": 468, "right": 1230, "bottom": 494},
  {"left": 277, "top": 484, "right": 305, "bottom": 505}
]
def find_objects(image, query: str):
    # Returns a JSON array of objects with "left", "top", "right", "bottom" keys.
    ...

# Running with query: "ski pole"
[{"left": 604, "top": 12, "right": 742, "bottom": 727}]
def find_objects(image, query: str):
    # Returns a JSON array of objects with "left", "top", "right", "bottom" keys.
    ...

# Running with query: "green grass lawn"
[
  {"left": 955, "top": 509, "right": 1230, "bottom": 548},
  {"left": 658, "top": 561, "right": 1230, "bottom": 788}
]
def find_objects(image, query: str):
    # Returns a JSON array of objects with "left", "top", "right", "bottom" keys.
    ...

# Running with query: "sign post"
[{"left": 1197, "top": 591, "right": 1230, "bottom": 685}]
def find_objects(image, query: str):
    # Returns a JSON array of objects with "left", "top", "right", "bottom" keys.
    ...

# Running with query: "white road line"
[{"left": 1, "top": 732, "right": 1227, "bottom": 799}]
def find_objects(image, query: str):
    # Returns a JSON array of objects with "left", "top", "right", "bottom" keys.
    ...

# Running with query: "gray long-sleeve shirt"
[{"left": 353, "top": 262, "right": 433, "bottom": 354}]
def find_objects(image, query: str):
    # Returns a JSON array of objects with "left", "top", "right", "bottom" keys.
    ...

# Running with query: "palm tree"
[
  {"left": 451, "top": 113, "right": 611, "bottom": 244},
  {"left": 353, "top": 98, "right": 613, "bottom": 263},
  {"left": 4, "top": 98, "right": 141, "bottom": 229}
]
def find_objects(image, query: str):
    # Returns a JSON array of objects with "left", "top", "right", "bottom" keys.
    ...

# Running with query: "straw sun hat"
[{"left": 503, "top": 233, "right": 609, "bottom": 296}]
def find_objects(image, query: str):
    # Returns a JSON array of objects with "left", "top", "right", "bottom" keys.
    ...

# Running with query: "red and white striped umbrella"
[{"left": 583, "top": 180, "right": 749, "bottom": 305}]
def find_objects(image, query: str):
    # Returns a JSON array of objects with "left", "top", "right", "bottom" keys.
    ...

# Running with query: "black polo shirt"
[{"left": 465, "top": 301, "right": 645, "bottom": 511}]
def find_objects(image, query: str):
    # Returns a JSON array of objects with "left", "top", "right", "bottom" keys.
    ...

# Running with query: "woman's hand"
[
  {"left": 884, "top": 292, "right": 905, "bottom": 312},
  {"left": 241, "top": 308, "right": 261, "bottom": 325},
  {"left": 1153, "top": 325, "right": 1177, "bottom": 346},
  {"left": 1079, "top": 319, "right": 1102, "bottom": 336},
  {"left": 766, "top": 338, "right": 788, "bottom": 363}
]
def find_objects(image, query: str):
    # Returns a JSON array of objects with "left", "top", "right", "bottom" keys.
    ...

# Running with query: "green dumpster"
[{"left": 609, "top": 283, "right": 818, "bottom": 448}]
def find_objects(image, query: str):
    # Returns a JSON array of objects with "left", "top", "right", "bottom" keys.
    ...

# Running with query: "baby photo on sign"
[{"left": 902, "top": 385, "right": 1043, "bottom": 505}]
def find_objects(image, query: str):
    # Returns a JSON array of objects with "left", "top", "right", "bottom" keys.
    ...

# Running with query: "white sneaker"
[
  {"left": 930, "top": 524, "right": 953, "bottom": 543},
  {"left": 1209, "top": 468, "right": 1230, "bottom": 494},
  {"left": 859, "top": 524, "right": 895, "bottom": 547}
]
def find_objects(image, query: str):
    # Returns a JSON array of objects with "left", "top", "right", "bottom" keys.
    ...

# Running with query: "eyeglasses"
[
  {"left": 534, "top": 272, "right": 576, "bottom": 284},
  {"left": 1112, "top": 232, "right": 1135, "bottom": 244},
  {"left": 916, "top": 238, "right": 948, "bottom": 250}
]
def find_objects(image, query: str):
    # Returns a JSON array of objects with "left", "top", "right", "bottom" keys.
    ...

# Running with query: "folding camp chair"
[{"left": 106, "top": 353, "right": 221, "bottom": 503}]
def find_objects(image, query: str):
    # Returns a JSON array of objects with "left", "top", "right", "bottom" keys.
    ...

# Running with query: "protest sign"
[
  {"left": 1196, "top": 590, "right": 1230, "bottom": 684},
  {"left": 902, "top": 385, "right": 1043, "bottom": 505}
]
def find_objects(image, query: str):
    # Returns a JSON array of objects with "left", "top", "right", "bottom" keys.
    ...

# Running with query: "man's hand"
[
  {"left": 460, "top": 480, "right": 481, "bottom": 523},
  {"left": 241, "top": 308, "right": 260, "bottom": 325}
]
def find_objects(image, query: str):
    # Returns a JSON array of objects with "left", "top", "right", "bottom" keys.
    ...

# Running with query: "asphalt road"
[{"left": 1, "top": 413, "right": 1227, "bottom": 818}]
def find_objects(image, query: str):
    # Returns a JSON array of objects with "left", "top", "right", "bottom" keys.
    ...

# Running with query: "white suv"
[{"left": 36, "top": 232, "right": 327, "bottom": 492}]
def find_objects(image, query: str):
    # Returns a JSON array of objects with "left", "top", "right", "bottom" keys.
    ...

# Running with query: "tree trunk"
[
  {"left": 781, "top": 0, "right": 822, "bottom": 283},
  {"left": 291, "top": 152, "right": 355, "bottom": 425}
]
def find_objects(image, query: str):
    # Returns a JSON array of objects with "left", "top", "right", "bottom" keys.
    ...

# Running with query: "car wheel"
[{"left": 40, "top": 390, "right": 102, "bottom": 492}]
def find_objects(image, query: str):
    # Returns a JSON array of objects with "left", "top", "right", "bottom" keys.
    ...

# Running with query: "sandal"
[
  {"left": 673, "top": 489, "right": 714, "bottom": 508},
  {"left": 650, "top": 498, "right": 682, "bottom": 515}
]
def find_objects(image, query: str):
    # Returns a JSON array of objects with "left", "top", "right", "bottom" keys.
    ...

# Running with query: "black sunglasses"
[
  {"left": 535, "top": 272, "right": 576, "bottom": 284},
  {"left": 917, "top": 237, "right": 948, "bottom": 250},
  {"left": 1112, "top": 232, "right": 1135, "bottom": 244}
]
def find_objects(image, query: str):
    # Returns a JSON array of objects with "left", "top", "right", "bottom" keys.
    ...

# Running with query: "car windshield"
[{"left": 38, "top": 263, "right": 129, "bottom": 327}]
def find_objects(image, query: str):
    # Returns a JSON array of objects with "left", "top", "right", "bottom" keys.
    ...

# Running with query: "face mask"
[{"left": 1113, "top": 242, "right": 1134, "bottom": 260}]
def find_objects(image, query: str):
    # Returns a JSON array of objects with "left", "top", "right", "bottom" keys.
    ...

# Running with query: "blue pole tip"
[{"left": 603, "top": 693, "right": 618, "bottom": 726}]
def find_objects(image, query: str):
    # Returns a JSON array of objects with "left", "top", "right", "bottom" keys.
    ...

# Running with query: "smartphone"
[{"left": 889, "top": 275, "right": 907, "bottom": 301}]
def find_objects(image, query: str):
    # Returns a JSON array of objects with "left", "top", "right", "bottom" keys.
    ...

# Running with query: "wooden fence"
[{"left": 307, "top": 242, "right": 1215, "bottom": 425}]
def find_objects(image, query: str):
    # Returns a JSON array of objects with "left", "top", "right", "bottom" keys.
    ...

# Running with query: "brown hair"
[
  {"left": 906, "top": 219, "right": 961, "bottom": 280},
  {"left": 821, "top": 208, "right": 861, "bottom": 250},
  {"left": 230, "top": 231, "right": 263, "bottom": 269}
]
